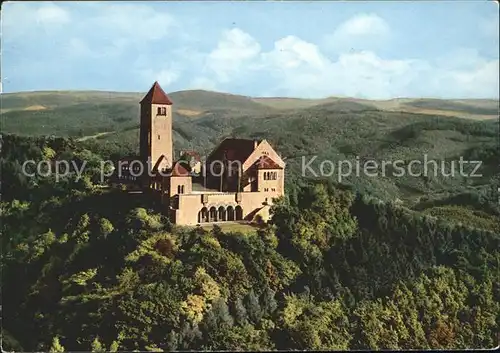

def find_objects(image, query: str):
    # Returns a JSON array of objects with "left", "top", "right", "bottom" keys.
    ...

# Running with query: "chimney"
[{"left": 254, "top": 140, "right": 258, "bottom": 149}]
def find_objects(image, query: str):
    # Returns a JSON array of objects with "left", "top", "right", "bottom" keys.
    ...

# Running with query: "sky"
[{"left": 1, "top": 1, "right": 499, "bottom": 99}]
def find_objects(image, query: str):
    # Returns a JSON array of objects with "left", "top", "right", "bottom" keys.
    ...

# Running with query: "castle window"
[
  {"left": 158, "top": 135, "right": 161, "bottom": 140},
  {"left": 157, "top": 107, "right": 162, "bottom": 115},
  {"left": 162, "top": 107, "right": 167, "bottom": 115},
  {"left": 264, "top": 188, "right": 268, "bottom": 192}
]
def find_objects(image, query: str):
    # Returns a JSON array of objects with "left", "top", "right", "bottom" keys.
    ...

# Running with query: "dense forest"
[{"left": 1, "top": 131, "right": 499, "bottom": 351}]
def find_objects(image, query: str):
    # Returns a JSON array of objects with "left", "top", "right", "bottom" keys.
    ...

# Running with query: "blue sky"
[{"left": 2, "top": 1, "right": 499, "bottom": 99}]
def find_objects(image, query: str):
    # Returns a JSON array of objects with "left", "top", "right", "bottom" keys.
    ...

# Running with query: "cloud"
[
  {"left": 2, "top": 3, "right": 498, "bottom": 99},
  {"left": 324, "top": 13, "right": 391, "bottom": 53},
  {"left": 135, "top": 66, "right": 182, "bottom": 88},
  {"left": 261, "top": 48, "right": 422, "bottom": 99},
  {"left": 82, "top": 3, "right": 178, "bottom": 43},
  {"left": 195, "top": 28, "right": 498, "bottom": 99},
  {"left": 36, "top": 3, "right": 71, "bottom": 25},
  {"left": 3, "top": 2, "right": 178, "bottom": 54},
  {"left": 205, "top": 28, "right": 261, "bottom": 82},
  {"left": 263, "top": 36, "right": 328, "bottom": 70},
  {"left": 2, "top": 2, "right": 71, "bottom": 40},
  {"left": 335, "top": 13, "right": 390, "bottom": 37}
]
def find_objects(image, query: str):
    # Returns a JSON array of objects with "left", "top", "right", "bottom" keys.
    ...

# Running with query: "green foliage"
[
  {"left": 91, "top": 337, "right": 105, "bottom": 352},
  {"left": 2, "top": 132, "right": 498, "bottom": 351},
  {"left": 49, "top": 337, "right": 65, "bottom": 353},
  {"left": 279, "top": 294, "right": 351, "bottom": 350}
]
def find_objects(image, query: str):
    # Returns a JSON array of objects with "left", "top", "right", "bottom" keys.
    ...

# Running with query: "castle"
[{"left": 114, "top": 81, "right": 285, "bottom": 226}]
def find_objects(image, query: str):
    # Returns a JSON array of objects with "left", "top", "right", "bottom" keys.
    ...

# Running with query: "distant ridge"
[{"left": 1, "top": 89, "right": 497, "bottom": 121}]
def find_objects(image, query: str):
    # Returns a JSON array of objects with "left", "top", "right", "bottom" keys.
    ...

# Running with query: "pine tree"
[
  {"left": 245, "top": 289, "right": 263, "bottom": 324},
  {"left": 109, "top": 341, "right": 119, "bottom": 352},
  {"left": 233, "top": 296, "right": 249, "bottom": 326},
  {"left": 91, "top": 336, "right": 105, "bottom": 352},
  {"left": 49, "top": 337, "right": 65, "bottom": 353},
  {"left": 201, "top": 307, "right": 217, "bottom": 333},
  {"left": 179, "top": 321, "right": 202, "bottom": 350},
  {"left": 212, "top": 298, "right": 234, "bottom": 327},
  {"left": 165, "top": 331, "right": 178, "bottom": 352},
  {"left": 260, "top": 285, "right": 278, "bottom": 317}
]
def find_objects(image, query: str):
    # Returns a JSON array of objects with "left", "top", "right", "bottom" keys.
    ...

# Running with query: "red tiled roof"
[
  {"left": 208, "top": 138, "right": 261, "bottom": 164},
  {"left": 140, "top": 81, "right": 173, "bottom": 105},
  {"left": 255, "top": 155, "right": 282, "bottom": 169},
  {"left": 170, "top": 161, "right": 190, "bottom": 177}
]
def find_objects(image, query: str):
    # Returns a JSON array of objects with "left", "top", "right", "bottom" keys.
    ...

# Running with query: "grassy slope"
[{"left": 254, "top": 96, "right": 498, "bottom": 120}]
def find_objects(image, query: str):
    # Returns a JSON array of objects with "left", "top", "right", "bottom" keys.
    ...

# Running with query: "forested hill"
[
  {"left": 1, "top": 135, "right": 499, "bottom": 351},
  {"left": 1, "top": 89, "right": 499, "bottom": 351}
]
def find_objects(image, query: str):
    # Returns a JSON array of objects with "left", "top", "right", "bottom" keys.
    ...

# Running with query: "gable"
[
  {"left": 254, "top": 155, "right": 283, "bottom": 170},
  {"left": 242, "top": 139, "right": 285, "bottom": 171}
]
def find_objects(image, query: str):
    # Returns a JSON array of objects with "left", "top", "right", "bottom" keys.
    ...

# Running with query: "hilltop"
[
  {"left": 2, "top": 89, "right": 498, "bottom": 118},
  {"left": 1, "top": 89, "right": 497, "bottom": 139}
]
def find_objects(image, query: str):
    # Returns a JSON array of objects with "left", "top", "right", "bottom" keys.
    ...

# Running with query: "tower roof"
[{"left": 140, "top": 81, "right": 173, "bottom": 105}]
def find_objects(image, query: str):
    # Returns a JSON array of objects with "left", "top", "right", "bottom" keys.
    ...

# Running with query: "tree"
[
  {"left": 98, "top": 218, "right": 114, "bottom": 239},
  {"left": 211, "top": 298, "right": 234, "bottom": 327},
  {"left": 109, "top": 341, "right": 119, "bottom": 352},
  {"left": 260, "top": 285, "right": 278, "bottom": 317},
  {"left": 245, "top": 289, "right": 262, "bottom": 324},
  {"left": 91, "top": 337, "right": 105, "bottom": 352},
  {"left": 49, "top": 337, "right": 65, "bottom": 353},
  {"left": 232, "top": 296, "right": 249, "bottom": 326},
  {"left": 165, "top": 331, "right": 178, "bottom": 352}
]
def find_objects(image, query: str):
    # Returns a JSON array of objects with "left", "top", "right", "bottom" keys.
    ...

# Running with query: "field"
[{"left": 197, "top": 222, "right": 262, "bottom": 234}]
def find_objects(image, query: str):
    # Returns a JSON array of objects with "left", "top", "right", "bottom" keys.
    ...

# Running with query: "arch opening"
[{"left": 235, "top": 205, "right": 243, "bottom": 221}]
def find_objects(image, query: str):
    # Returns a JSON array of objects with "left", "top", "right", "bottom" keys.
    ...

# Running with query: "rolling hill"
[{"left": 254, "top": 96, "right": 498, "bottom": 120}]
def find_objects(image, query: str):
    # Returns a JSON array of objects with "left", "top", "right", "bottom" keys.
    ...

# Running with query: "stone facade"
[{"left": 116, "top": 81, "right": 285, "bottom": 226}]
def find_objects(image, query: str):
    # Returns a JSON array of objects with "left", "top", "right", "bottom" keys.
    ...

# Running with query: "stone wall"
[{"left": 171, "top": 190, "right": 282, "bottom": 225}]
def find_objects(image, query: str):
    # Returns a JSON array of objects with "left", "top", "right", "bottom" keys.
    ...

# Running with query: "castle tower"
[{"left": 139, "top": 81, "right": 173, "bottom": 174}]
